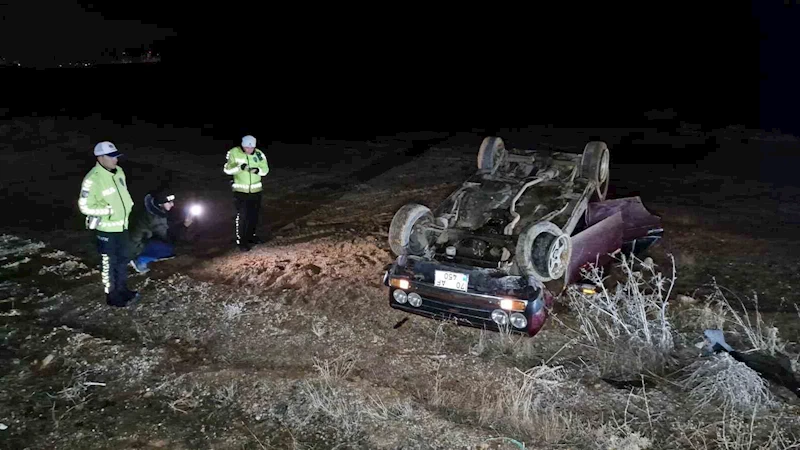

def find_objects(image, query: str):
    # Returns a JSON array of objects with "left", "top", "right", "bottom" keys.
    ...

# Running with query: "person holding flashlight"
[
  {"left": 128, "top": 190, "right": 196, "bottom": 273},
  {"left": 222, "top": 135, "right": 269, "bottom": 252}
]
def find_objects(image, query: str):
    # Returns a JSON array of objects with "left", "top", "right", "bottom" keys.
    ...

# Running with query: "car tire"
[
  {"left": 477, "top": 136, "right": 507, "bottom": 173},
  {"left": 579, "top": 141, "right": 610, "bottom": 201},
  {"left": 389, "top": 203, "right": 435, "bottom": 256},
  {"left": 515, "top": 221, "right": 573, "bottom": 282}
]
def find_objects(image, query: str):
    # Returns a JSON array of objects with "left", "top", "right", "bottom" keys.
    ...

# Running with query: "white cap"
[
  {"left": 93, "top": 141, "right": 122, "bottom": 157},
  {"left": 242, "top": 135, "right": 256, "bottom": 147}
]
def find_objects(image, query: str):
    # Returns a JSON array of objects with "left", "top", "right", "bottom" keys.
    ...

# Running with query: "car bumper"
[{"left": 382, "top": 256, "right": 554, "bottom": 336}]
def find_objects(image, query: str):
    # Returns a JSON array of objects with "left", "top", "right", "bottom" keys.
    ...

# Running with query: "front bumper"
[{"left": 383, "top": 255, "right": 554, "bottom": 336}]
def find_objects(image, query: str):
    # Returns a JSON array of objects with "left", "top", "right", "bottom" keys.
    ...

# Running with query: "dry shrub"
[
  {"left": 564, "top": 253, "right": 676, "bottom": 376},
  {"left": 680, "top": 352, "right": 777, "bottom": 414}
]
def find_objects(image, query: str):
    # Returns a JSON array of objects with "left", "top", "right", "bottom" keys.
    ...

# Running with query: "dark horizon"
[{"left": 2, "top": 2, "right": 798, "bottom": 139}]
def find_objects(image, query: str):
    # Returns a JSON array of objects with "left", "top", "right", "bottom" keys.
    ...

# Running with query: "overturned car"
[{"left": 382, "top": 136, "right": 663, "bottom": 336}]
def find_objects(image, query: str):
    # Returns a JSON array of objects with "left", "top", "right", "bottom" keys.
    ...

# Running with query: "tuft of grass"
[
  {"left": 478, "top": 364, "right": 574, "bottom": 445},
  {"left": 588, "top": 422, "right": 653, "bottom": 450},
  {"left": 470, "top": 324, "right": 537, "bottom": 366},
  {"left": 299, "top": 351, "right": 373, "bottom": 439},
  {"left": 214, "top": 381, "right": 238, "bottom": 407},
  {"left": 223, "top": 301, "right": 245, "bottom": 320},
  {"left": 167, "top": 383, "right": 201, "bottom": 414}
]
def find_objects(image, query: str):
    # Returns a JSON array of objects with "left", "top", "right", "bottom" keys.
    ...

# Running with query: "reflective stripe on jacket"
[
  {"left": 78, "top": 163, "right": 134, "bottom": 232},
  {"left": 223, "top": 146, "right": 269, "bottom": 193}
]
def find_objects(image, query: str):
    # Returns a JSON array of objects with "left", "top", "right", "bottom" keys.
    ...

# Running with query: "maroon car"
[{"left": 382, "top": 136, "right": 662, "bottom": 336}]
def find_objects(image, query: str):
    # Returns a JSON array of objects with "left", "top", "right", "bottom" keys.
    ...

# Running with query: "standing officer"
[
  {"left": 77, "top": 141, "right": 137, "bottom": 307},
  {"left": 222, "top": 135, "right": 269, "bottom": 251}
]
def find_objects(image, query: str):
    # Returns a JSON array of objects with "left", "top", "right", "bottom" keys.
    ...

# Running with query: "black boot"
[{"left": 106, "top": 292, "right": 128, "bottom": 307}]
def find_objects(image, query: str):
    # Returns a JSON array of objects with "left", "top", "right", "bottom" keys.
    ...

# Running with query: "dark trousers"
[
  {"left": 234, "top": 191, "right": 262, "bottom": 245},
  {"left": 95, "top": 230, "right": 132, "bottom": 305}
]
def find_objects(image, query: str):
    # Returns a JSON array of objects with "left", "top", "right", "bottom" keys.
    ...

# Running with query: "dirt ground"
[{"left": 1, "top": 117, "right": 800, "bottom": 449}]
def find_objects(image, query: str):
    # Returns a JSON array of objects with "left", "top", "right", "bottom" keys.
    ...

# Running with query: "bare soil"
[{"left": 1, "top": 117, "right": 800, "bottom": 449}]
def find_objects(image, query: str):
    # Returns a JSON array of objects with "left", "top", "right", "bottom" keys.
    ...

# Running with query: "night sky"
[
  {"left": 1, "top": 1, "right": 798, "bottom": 136},
  {"left": 0, "top": 1, "right": 175, "bottom": 64}
]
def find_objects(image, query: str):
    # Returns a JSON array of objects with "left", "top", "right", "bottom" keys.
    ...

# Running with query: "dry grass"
[
  {"left": 213, "top": 381, "right": 239, "bottom": 407},
  {"left": 680, "top": 352, "right": 777, "bottom": 414},
  {"left": 477, "top": 363, "right": 576, "bottom": 445},
  {"left": 298, "top": 351, "right": 372, "bottom": 439},
  {"left": 686, "top": 282, "right": 788, "bottom": 356},
  {"left": 587, "top": 422, "right": 653, "bottom": 450},
  {"left": 470, "top": 323, "right": 538, "bottom": 366},
  {"left": 680, "top": 407, "right": 800, "bottom": 449},
  {"left": 562, "top": 253, "right": 676, "bottom": 377},
  {"left": 166, "top": 382, "right": 202, "bottom": 414}
]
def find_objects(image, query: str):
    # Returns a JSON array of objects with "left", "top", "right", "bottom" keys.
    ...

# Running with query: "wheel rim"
[
  {"left": 547, "top": 235, "right": 569, "bottom": 278},
  {"left": 493, "top": 148, "right": 502, "bottom": 168},
  {"left": 491, "top": 140, "right": 505, "bottom": 171},
  {"left": 408, "top": 218, "right": 432, "bottom": 254},
  {"left": 599, "top": 149, "right": 609, "bottom": 183}
]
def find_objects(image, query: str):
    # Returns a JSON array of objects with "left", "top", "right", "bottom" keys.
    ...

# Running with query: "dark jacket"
[{"left": 128, "top": 194, "right": 185, "bottom": 257}]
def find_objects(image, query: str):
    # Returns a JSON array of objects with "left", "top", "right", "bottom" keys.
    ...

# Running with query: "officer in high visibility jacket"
[
  {"left": 78, "top": 141, "right": 138, "bottom": 307},
  {"left": 223, "top": 135, "right": 269, "bottom": 251}
]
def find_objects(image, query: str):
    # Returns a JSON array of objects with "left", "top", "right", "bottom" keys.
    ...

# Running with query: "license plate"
[{"left": 434, "top": 270, "right": 469, "bottom": 292}]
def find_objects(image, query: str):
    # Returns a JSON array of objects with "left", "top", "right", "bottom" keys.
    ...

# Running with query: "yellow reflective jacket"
[
  {"left": 77, "top": 163, "right": 134, "bottom": 232},
  {"left": 223, "top": 146, "right": 270, "bottom": 193}
]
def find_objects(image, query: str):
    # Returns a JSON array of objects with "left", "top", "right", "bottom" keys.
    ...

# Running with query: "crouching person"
[{"left": 128, "top": 190, "right": 195, "bottom": 273}]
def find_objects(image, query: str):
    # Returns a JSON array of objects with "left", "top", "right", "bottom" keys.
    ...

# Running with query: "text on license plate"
[{"left": 434, "top": 270, "right": 469, "bottom": 292}]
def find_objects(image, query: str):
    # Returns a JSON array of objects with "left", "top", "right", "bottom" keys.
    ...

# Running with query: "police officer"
[
  {"left": 222, "top": 135, "right": 269, "bottom": 251},
  {"left": 77, "top": 141, "right": 137, "bottom": 307}
]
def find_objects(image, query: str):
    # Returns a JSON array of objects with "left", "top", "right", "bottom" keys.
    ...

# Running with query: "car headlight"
[
  {"left": 491, "top": 309, "right": 509, "bottom": 326},
  {"left": 510, "top": 313, "right": 527, "bottom": 329},
  {"left": 393, "top": 289, "right": 407, "bottom": 304}
]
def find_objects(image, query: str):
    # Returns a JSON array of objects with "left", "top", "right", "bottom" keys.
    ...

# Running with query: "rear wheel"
[
  {"left": 388, "top": 203, "right": 436, "bottom": 256},
  {"left": 579, "top": 141, "right": 610, "bottom": 201},
  {"left": 477, "top": 136, "right": 508, "bottom": 173},
  {"left": 515, "top": 221, "right": 573, "bottom": 282}
]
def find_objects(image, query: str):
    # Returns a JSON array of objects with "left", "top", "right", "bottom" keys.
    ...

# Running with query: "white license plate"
[{"left": 434, "top": 270, "right": 469, "bottom": 292}]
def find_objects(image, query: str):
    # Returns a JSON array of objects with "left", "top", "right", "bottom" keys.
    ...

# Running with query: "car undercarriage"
[{"left": 383, "top": 136, "right": 662, "bottom": 335}]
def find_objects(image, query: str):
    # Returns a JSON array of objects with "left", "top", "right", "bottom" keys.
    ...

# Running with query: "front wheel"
[
  {"left": 515, "top": 221, "right": 573, "bottom": 282},
  {"left": 388, "top": 203, "right": 435, "bottom": 256}
]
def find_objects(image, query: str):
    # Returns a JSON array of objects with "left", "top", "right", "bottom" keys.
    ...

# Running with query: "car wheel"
[
  {"left": 389, "top": 203, "right": 436, "bottom": 256},
  {"left": 477, "top": 136, "right": 508, "bottom": 173},
  {"left": 515, "top": 221, "right": 573, "bottom": 282},
  {"left": 579, "top": 141, "right": 610, "bottom": 201}
]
